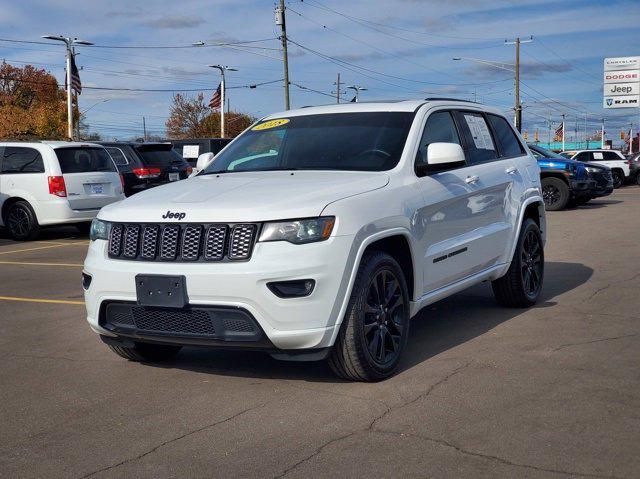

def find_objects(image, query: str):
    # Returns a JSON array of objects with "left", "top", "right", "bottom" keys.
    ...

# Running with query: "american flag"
[
  {"left": 209, "top": 83, "right": 221, "bottom": 109},
  {"left": 70, "top": 53, "right": 81, "bottom": 95},
  {"left": 554, "top": 122, "right": 564, "bottom": 141}
]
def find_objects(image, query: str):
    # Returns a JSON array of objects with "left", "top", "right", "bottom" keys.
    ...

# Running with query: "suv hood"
[{"left": 99, "top": 170, "right": 389, "bottom": 223}]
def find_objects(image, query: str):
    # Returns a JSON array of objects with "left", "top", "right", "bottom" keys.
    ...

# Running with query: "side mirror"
[
  {"left": 427, "top": 142, "right": 465, "bottom": 165},
  {"left": 196, "top": 152, "right": 215, "bottom": 172}
]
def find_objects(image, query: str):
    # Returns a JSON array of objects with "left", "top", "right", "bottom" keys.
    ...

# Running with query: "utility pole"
[
  {"left": 505, "top": 36, "right": 533, "bottom": 132},
  {"left": 584, "top": 113, "right": 588, "bottom": 149},
  {"left": 629, "top": 122, "right": 633, "bottom": 154},
  {"left": 208, "top": 65, "right": 238, "bottom": 138},
  {"left": 601, "top": 118, "right": 605, "bottom": 149},
  {"left": 276, "top": 0, "right": 290, "bottom": 110},
  {"left": 574, "top": 116, "right": 578, "bottom": 149},
  {"left": 143, "top": 116, "right": 147, "bottom": 141},
  {"left": 334, "top": 73, "right": 341, "bottom": 104},
  {"left": 547, "top": 110, "right": 552, "bottom": 146},
  {"left": 42, "top": 34, "right": 93, "bottom": 140}
]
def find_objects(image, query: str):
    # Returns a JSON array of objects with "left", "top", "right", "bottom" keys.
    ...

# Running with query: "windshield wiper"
[{"left": 201, "top": 167, "right": 299, "bottom": 175}]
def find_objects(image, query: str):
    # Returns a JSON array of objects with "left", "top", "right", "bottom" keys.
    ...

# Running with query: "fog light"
[
  {"left": 267, "top": 279, "right": 315, "bottom": 298},
  {"left": 82, "top": 272, "right": 92, "bottom": 290}
]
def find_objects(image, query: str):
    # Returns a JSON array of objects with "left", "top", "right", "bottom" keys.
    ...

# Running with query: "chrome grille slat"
[
  {"left": 229, "top": 224, "right": 256, "bottom": 260},
  {"left": 160, "top": 225, "right": 180, "bottom": 260},
  {"left": 141, "top": 226, "right": 159, "bottom": 259},
  {"left": 204, "top": 225, "right": 227, "bottom": 260},
  {"left": 108, "top": 223, "right": 258, "bottom": 262},
  {"left": 181, "top": 225, "right": 203, "bottom": 261},
  {"left": 123, "top": 225, "right": 140, "bottom": 258}
]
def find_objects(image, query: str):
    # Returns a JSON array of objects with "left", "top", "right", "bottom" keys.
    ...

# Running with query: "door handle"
[
  {"left": 465, "top": 175, "right": 479, "bottom": 184},
  {"left": 505, "top": 166, "right": 518, "bottom": 174}
]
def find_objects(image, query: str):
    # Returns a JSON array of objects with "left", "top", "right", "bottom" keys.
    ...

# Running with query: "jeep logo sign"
[{"left": 162, "top": 211, "right": 187, "bottom": 220}]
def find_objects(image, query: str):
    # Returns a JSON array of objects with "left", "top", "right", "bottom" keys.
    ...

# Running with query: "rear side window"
[
  {"left": 105, "top": 147, "right": 128, "bottom": 166},
  {"left": 573, "top": 152, "right": 591, "bottom": 161},
  {"left": 1, "top": 147, "right": 45, "bottom": 173},
  {"left": 487, "top": 114, "right": 524, "bottom": 157},
  {"left": 455, "top": 112, "right": 498, "bottom": 164},
  {"left": 602, "top": 151, "right": 622, "bottom": 161},
  {"left": 55, "top": 148, "right": 117, "bottom": 174}
]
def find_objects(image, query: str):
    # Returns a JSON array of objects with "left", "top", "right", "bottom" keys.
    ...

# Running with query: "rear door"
[
  {"left": 0, "top": 146, "right": 48, "bottom": 208},
  {"left": 54, "top": 146, "right": 121, "bottom": 210}
]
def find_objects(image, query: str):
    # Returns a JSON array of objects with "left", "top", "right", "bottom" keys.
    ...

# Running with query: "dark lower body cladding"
[{"left": 99, "top": 302, "right": 329, "bottom": 361}]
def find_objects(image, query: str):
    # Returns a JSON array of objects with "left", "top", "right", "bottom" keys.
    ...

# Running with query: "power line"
[{"left": 298, "top": 0, "right": 502, "bottom": 48}]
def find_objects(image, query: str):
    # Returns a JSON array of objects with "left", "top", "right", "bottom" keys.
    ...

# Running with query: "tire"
[
  {"left": 75, "top": 222, "right": 92, "bottom": 235},
  {"left": 635, "top": 172, "right": 640, "bottom": 186},
  {"left": 328, "top": 251, "right": 410, "bottom": 382},
  {"left": 5, "top": 201, "right": 40, "bottom": 241},
  {"left": 541, "top": 177, "right": 569, "bottom": 211},
  {"left": 612, "top": 170, "right": 624, "bottom": 189},
  {"left": 492, "top": 218, "right": 544, "bottom": 308},
  {"left": 107, "top": 342, "right": 182, "bottom": 362}
]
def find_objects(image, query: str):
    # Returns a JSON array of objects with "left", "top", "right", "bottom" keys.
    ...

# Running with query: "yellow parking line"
[
  {"left": 0, "top": 260, "right": 83, "bottom": 267},
  {"left": 0, "top": 295, "right": 85, "bottom": 305},
  {"left": 0, "top": 241, "right": 87, "bottom": 256}
]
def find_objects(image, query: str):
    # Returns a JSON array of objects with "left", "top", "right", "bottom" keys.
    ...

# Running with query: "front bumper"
[{"left": 83, "top": 235, "right": 355, "bottom": 351}]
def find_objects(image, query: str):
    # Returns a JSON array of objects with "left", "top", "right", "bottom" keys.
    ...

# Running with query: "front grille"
[
  {"left": 133, "top": 307, "right": 215, "bottom": 335},
  {"left": 108, "top": 223, "right": 258, "bottom": 262}
]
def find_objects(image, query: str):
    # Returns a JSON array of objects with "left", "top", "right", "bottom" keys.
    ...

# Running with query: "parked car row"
[
  {"left": 0, "top": 140, "right": 193, "bottom": 240},
  {"left": 526, "top": 144, "right": 636, "bottom": 211}
]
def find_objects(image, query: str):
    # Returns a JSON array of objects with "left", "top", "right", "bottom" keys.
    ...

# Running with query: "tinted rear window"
[
  {"left": 135, "top": 146, "right": 185, "bottom": 167},
  {"left": 55, "top": 148, "right": 117, "bottom": 174},
  {"left": 487, "top": 114, "right": 524, "bottom": 157},
  {"left": 105, "top": 147, "right": 128, "bottom": 166},
  {"left": 2, "top": 147, "right": 45, "bottom": 173}
]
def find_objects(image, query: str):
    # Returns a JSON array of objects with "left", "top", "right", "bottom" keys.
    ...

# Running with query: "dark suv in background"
[{"left": 99, "top": 142, "right": 192, "bottom": 196}]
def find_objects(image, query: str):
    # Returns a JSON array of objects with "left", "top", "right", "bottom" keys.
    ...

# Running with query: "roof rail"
[{"left": 424, "top": 97, "right": 480, "bottom": 104}]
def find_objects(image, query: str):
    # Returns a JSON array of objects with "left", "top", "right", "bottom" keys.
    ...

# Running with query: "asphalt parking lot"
[{"left": 1, "top": 188, "right": 639, "bottom": 479}]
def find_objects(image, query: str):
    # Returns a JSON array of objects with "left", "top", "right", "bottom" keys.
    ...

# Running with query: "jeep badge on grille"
[{"left": 162, "top": 211, "right": 186, "bottom": 220}]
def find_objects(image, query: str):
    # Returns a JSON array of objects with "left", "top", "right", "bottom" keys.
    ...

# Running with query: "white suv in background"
[
  {"left": 84, "top": 100, "right": 545, "bottom": 381},
  {"left": 0, "top": 142, "right": 125, "bottom": 240},
  {"left": 570, "top": 149, "right": 631, "bottom": 188}
]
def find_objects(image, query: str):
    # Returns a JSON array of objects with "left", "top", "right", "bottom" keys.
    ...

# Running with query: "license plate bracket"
[
  {"left": 136, "top": 275, "right": 188, "bottom": 308},
  {"left": 169, "top": 173, "right": 179, "bottom": 181}
]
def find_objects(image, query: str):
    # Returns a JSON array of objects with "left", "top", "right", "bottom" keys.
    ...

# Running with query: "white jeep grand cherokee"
[{"left": 84, "top": 99, "right": 545, "bottom": 381}]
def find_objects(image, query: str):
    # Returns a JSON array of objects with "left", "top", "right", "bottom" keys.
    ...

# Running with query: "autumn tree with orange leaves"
[
  {"left": 0, "top": 62, "right": 68, "bottom": 139},
  {"left": 165, "top": 93, "right": 254, "bottom": 139}
]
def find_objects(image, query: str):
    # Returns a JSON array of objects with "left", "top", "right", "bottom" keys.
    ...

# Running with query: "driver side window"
[{"left": 416, "top": 111, "right": 461, "bottom": 171}]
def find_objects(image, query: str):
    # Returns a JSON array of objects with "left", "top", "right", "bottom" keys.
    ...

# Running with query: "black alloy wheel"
[
  {"left": 363, "top": 269, "right": 405, "bottom": 367},
  {"left": 541, "top": 177, "right": 569, "bottom": 211},
  {"left": 612, "top": 171, "right": 624, "bottom": 189},
  {"left": 520, "top": 229, "right": 543, "bottom": 299},
  {"left": 6, "top": 201, "right": 40, "bottom": 241}
]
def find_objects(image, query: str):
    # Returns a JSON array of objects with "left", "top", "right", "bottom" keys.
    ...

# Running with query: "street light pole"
[
  {"left": 347, "top": 85, "right": 367, "bottom": 102},
  {"left": 42, "top": 34, "right": 93, "bottom": 140},
  {"left": 275, "top": 0, "right": 290, "bottom": 110},
  {"left": 208, "top": 65, "right": 237, "bottom": 138}
]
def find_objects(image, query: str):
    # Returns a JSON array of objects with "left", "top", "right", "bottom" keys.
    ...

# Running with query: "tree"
[
  {"left": 0, "top": 62, "right": 67, "bottom": 139},
  {"left": 165, "top": 93, "right": 255, "bottom": 139}
]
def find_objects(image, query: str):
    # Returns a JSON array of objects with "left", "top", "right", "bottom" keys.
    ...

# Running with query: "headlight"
[
  {"left": 585, "top": 166, "right": 598, "bottom": 173},
  {"left": 90, "top": 218, "right": 111, "bottom": 241},
  {"left": 259, "top": 217, "right": 335, "bottom": 244}
]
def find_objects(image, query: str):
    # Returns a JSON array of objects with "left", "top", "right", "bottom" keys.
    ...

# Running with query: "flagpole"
[
  {"left": 220, "top": 70, "right": 225, "bottom": 138},
  {"left": 66, "top": 45, "right": 73, "bottom": 140},
  {"left": 561, "top": 114, "right": 565, "bottom": 152}
]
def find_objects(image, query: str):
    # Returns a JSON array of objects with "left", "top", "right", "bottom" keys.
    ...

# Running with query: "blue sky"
[{"left": 1, "top": 0, "right": 639, "bottom": 144}]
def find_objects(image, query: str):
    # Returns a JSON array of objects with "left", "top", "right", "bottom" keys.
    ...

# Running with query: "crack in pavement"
[
  {"left": 78, "top": 402, "right": 267, "bottom": 479},
  {"left": 374, "top": 429, "right": 628, "bottom": 479},
  {"left": 587, "top": 273, "right": 640, "bottom": 301},
  {"left": 273, "top": 361, "right": 472, "bottom": 478},
  {"left": 552, "top": 333, "right": 639, "bottom": 352}
]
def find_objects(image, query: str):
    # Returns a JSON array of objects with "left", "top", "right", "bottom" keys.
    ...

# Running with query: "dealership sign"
[{"left": 604, "top": 57, "right": 640, "bottom": 109}]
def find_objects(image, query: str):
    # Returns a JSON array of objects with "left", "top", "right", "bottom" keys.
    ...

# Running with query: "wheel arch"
[
  {"left": 540, "top": 171, "right": 570, "bottom": 186},
  {"left": 1, "top": 196, "right": 33, "bottom": 227}
]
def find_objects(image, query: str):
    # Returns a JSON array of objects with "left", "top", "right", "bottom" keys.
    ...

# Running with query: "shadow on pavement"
[
  {"left": 0, "top": 225, "right": 88, "bottom": 243},
  {"left": 150, "top": 261, "right": 593, "bottom": 382}
]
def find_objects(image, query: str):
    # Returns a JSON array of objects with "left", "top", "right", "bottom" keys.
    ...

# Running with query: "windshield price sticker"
[
  {"left": 252, "top": 118, "right": 290, "bottom": 131},
  {"left": 464, "top": 114, "right": 495, "bottom": 150}
]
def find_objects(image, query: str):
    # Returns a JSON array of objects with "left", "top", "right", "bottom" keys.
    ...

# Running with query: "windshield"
[
  {"left": 55, "top": 147, "right": 117, "bottom": 173},
  {"left": 135, "top": 145, "right": 186, "bottom": 167},
  {"left": 528, "top": 145, "right": 566, "bottom": 160},
  {"left": 202, "top": 112, "right": 415, "bottom": 174}
]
